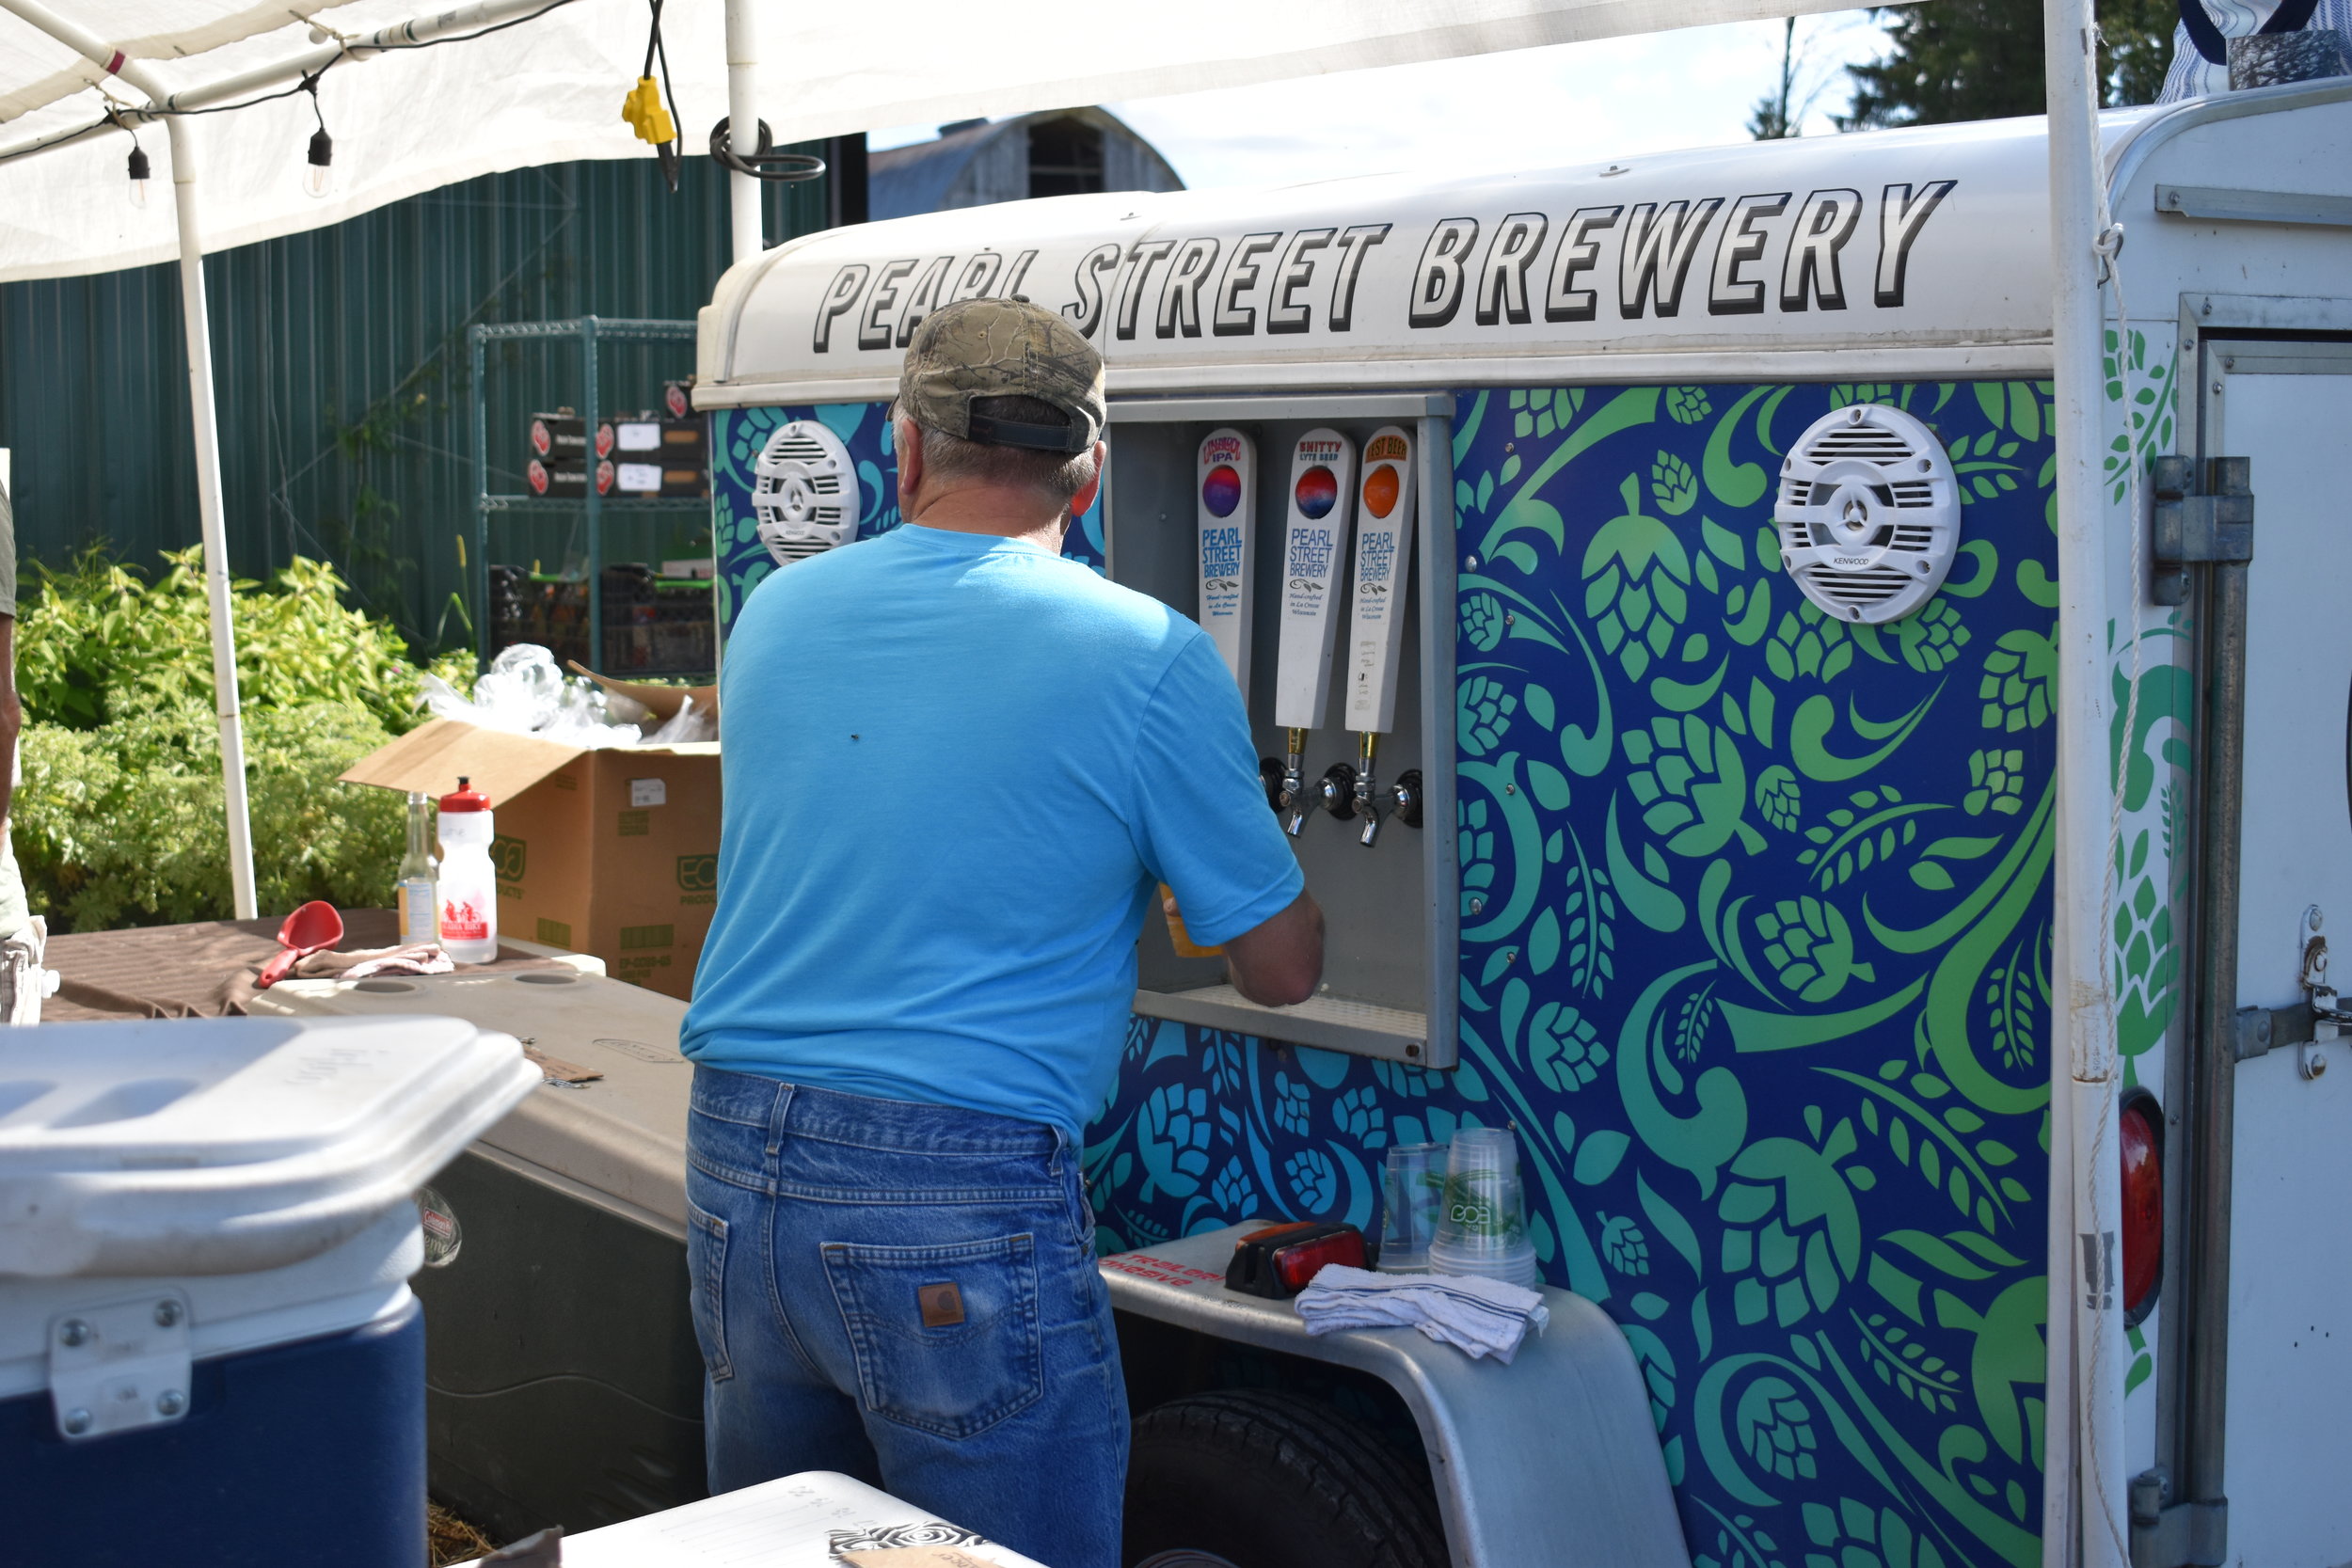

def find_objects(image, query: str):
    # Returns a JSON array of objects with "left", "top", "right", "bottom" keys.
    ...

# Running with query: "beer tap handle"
[
  {"left": 1353, "top": 733, "right": 1382, "bottom": 847},
  {"left": 1279, "top": 728, "right": 1309, "bottom": 837}
]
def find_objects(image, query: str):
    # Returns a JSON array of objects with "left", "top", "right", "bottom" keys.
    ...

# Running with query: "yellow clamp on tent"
[{"left": 621, "top": 75, "right": 675, "bottom": 146}]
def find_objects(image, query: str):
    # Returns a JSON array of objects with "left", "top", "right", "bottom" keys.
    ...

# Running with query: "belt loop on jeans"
[{"left": 765, "top": 1081, "right": 798, "bottom": 1160}]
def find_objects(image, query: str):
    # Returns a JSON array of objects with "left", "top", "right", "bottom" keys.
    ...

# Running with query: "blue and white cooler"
[{"left": 0, "top": 1015, "right": 537, "bottom": 1568}]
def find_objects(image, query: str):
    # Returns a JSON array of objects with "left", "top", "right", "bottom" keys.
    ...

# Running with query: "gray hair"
[{"left": 904, "top": 395, "right": 1102, "bottom": 507}]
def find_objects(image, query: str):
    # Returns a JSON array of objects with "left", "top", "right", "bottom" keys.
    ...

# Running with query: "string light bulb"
[
  {"left": 126, "top": 142, "right": 150, "bottom": 209},
  {"left": 304, "top": 126, "right": 333, "bottom": 198},
  {"left": 301, "top": 70, "right": 333, "bottom": 199}
]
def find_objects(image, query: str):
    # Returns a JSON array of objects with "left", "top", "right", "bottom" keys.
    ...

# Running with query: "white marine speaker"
[
  {"left": 1772, "top": 403, "right": 1961, "bottom": 625},
  {"left": 753, "top": 420, "right": 859, "bottom": 567}
]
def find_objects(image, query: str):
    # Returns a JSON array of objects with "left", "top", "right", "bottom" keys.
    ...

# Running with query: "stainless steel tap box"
[{"left": 1104, "top": 393, "right": 1459, "bottom": 1069}]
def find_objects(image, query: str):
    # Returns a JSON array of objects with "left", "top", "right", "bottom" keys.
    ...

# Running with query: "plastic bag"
[
  {"left": 419, "top": 644, "right": 643, "bottom": 749},
  {"left": 645, "top": 693, "right": 716, "bottom": 746}
]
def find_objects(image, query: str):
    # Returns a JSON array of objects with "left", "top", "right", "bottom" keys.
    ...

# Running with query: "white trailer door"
[{"left": 2215, "top": 338, "right": 2352, "bottom": 1568}]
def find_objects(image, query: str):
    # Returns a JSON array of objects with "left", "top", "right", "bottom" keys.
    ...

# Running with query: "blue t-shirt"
[{"left": 681, "top": 524, "right": 1304, "bottom": 1136}]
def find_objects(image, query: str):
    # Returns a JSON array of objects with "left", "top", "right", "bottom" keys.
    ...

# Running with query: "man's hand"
[{"left": 1218, "top": 890, "right": 1324, "bottom": 1007}]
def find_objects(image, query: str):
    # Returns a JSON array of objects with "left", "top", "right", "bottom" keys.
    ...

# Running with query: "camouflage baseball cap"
[{"left": 899, "top": 296, "right": 1106, "bottom": 454}]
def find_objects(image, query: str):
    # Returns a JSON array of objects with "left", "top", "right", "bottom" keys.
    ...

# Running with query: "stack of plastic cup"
[
  {"left": 1427, "top": 1126, "right": 1539, "bottom": 1287},
  {"left": 1376, "top": 1143, "right": 1442, "bottom": 1273}
]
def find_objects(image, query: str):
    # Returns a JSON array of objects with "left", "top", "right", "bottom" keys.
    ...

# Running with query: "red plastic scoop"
[{"left": 256, "top": 900, "right": 345, "bottom": 990}]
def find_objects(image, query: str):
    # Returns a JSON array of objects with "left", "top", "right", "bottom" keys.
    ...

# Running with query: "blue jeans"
[{"left": 685, "top": 1067, "right": 1128, "bottom": 1568}]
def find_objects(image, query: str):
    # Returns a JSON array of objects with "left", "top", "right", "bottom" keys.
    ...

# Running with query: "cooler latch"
[{"left": 48, "top": 1291, "right": 194, "bottom": 1441}]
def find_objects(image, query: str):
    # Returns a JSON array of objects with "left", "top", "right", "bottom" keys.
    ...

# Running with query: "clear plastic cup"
[
  {"left": 1428, "top": 1126, "right": 1539, "bottom": 1287},
  {"left": 1377, "top": 1143, "right": 1443, "bottom": 1273}
]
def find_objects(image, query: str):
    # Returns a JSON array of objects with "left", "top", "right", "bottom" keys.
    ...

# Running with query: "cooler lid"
[{"left": 0, "top": 1014, "right": 537, "bottom": 1278}]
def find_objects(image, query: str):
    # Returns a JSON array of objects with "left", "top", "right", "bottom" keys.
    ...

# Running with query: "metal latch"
[
  {"left": 2233, "top": 908, "right": 2343, "bottom": 1080},
  {"left": 47, "top": 1291, "right": 194, "bottom": 1441},
  {"left": 2151, "top": 455, "right": 2252, "bottom": 606},
  {"left": 2131, "top": 1466, "right": 2226, "bottom": 1567}
]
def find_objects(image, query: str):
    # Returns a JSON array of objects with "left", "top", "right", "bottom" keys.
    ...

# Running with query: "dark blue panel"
[
  {"left": 1089, "top": 380, "right": 2058, "bottom": 1568},
  {"left": 0, "top": 1294, "right": 426, "bottom": 1568}
]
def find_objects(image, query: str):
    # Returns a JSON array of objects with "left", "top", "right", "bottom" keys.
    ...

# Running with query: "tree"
[
  {"left": 1838, "top": 0, "right": 2177, "bottom": 130},
  {"left": 1752, "top": 18, "right": 1805, "bottom": 138}
]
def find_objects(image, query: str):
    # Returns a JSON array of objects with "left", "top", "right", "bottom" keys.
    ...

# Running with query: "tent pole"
[
  {"left": 724, "top": 0, "right": 763, "bottom": 266},
  {"left": 165, "top": 115, "right": 260, "bottom": 921},
  {"left": 2042, "top": 0, "right": 2124, "bottom": 1564},
  {"left": 0, "top": 0, "right": 258, "bottom": 918}
]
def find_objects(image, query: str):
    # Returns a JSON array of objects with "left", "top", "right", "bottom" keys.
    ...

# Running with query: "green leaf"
[{"left": 1574, "top": 1130, "right": 1631, "bottom": 1186}]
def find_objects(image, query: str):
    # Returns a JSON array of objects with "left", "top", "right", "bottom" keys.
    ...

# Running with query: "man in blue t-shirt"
[{"left": 680, "top": 297, "right": 1321, "bottom": 1568}]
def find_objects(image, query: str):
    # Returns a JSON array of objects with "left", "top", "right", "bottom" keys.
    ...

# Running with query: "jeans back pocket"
[
  {"left": 821, "top": 1232, "right": 1043, "bottom": 1441},
  {"left": 686, "top": 1196, "right": 733, "bottom": 1383}
]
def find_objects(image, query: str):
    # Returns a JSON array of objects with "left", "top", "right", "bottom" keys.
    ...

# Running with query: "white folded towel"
[{"left": 1293, "top": 1264, "right": 1549, "bottom": 1364}]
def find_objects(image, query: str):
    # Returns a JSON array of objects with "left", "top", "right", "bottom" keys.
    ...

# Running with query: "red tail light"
[{"left": 2120, "top": 1090, "right": 2164, "bottom": 1324}]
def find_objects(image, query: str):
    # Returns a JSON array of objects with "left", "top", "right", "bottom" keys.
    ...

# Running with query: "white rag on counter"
[{"left": 1293, "top": 1265, "right": 1550, "bottom": 1364}]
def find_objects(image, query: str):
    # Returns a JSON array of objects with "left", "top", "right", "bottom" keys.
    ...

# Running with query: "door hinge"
[
  {"left": 2151, "top": 455, "right": 2252, "bottom": 605},
  {"left": 2130, "top": 1468, "right": 2227, "bottom": 1566}
]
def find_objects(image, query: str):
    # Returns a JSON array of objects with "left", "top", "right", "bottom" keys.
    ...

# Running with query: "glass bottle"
[{"left": 396, "top": 790, "right": 439, "bottom": 945}]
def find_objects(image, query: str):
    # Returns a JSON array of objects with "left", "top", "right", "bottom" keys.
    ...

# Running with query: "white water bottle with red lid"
[{"left": 436, "top": 777, "right": 500, "bottom": 964}]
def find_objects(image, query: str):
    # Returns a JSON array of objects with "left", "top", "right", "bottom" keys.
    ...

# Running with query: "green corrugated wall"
[{"left": 0, "top": 150, "right": 836, "bottom": 649}]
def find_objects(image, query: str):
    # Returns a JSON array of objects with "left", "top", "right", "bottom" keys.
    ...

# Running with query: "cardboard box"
[
  {"left": 527, "top": 457, "right": 615, "bottom": 498},
  {"left": 341, "top": 721, "right": 721, "bottom": 1000}
]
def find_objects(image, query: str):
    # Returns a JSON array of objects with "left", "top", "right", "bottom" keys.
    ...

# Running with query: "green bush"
[
  {"left": 18, "top": 546, "right": 463, "bottom": 733},
  {"left": 12, "top": 547, "right": 464, "bottom": 932}
]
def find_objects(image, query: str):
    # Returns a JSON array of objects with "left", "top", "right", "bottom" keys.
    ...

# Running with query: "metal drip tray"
[{"left": 1132, "top": 983, "right": 1430, "bottom": 1064}]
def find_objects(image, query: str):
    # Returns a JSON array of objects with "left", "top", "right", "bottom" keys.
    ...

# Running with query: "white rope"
[{"left": 2084, "top": 48, "right": 2146, "bottom": 1560}]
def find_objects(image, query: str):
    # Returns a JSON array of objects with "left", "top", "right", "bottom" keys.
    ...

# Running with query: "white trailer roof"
[{"left": 698, "top": 85, "right": 2352, "bottom": 404}]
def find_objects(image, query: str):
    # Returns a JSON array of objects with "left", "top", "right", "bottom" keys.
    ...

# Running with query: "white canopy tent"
[{"left": 0, "top": 7, "right": 2127, "bottom": 1561}]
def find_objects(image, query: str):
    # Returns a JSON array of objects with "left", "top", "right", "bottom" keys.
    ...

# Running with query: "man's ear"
[{"left": 1067, "top": 439, "right": 1107, "bottom": 520}]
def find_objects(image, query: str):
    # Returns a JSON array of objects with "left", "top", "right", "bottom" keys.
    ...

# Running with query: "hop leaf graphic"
[
  {"left": 1666, "top": 386, "right": 1713, "bottom": 425},
  {"left": 1459, "top": 797, "right": 1497, "bottom": 920},
  {"left": 1979, "top": 628, "right": 2056, "bottom": 732},
  {"left": 1755, "top": 764, "right": 1803, "bottom": 832},
  {"left": 1756, "top": 895, "right": 1877, "bottom": 1003},
  {"left": 1717, "top": 1129, "right": 1865, "bottom": 1328},
  {"left": 1800, "top": 1497, "right": 1952, "bottom": 1568},
  {"left": 1650, "top": 451, "right": 1699, "bottom": 515},
  {"left": 1765, "top": 601, "right": 1853, "bottom": 684},
  {"left": 1458, "top": 675, "right": 1518, "bottom": 756},
  {"left": 1624, "top": 715, "right": 1761, "bottom": 858},
  {"left": 1963, "top": 748, "right": 2026, "bottom": 816},
  {"left": 1509, "top": 386, "right": 1582, "bottom": 439},
  {"left": 1285, "top": 1147, "right": 1338, "bottom": 1213},
  {"left": 1138, "top": 1084, "right": 1214, "bottom": 1199},
  {"left": 1333, "top": 1086, "right": 1388, "bottom": 1145},
  {"left": 1529, "top": 1001, "right": 1608, "bottom": 1091},
  {"left": 1583, "top": 474, "right": 1692, "bottom": 683},
  {"left": 1211, "top": 1156, "right": 1255, "bottom": 1213},
  {"left": 1272, "top": 1070, "right": 1313, "bottom": 1135},
  {"left": 1600, "top": 1212, "right": 1651, "bottom": 1275},
  {"left": 1894, "top": 596, "right": 1970, "bottom": 673},
  {"left": 1461, "top": 592, "right": 1507, "bottom": 653},
  {"left": 1736, "top": 1376, "right": 1820, "bottom": 1482}
]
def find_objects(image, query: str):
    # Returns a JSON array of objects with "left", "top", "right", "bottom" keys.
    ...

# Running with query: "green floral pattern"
[{"left": 1089, "top": 381, "right": 2060, "bottom": 1567}]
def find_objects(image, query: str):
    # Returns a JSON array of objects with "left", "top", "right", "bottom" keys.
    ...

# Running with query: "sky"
[{"left": 869, "top": 9, "right": 1894, "bottom": 191}]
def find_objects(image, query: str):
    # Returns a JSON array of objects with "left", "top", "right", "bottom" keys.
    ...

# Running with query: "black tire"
[{"left": 1123, "top": 1389, "right": 1447, "bottom": 1568}]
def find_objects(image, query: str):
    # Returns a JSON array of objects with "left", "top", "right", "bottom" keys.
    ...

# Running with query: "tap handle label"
[
  {"left": 1197, "top": 428, "right": 1257, "bottom": 691},
  {"left": 1274, "top": 427, "right": 1357, "bottom": 731},
  {"left": 1344, "top": 425, "right": 1418, "bottom": 735}
]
